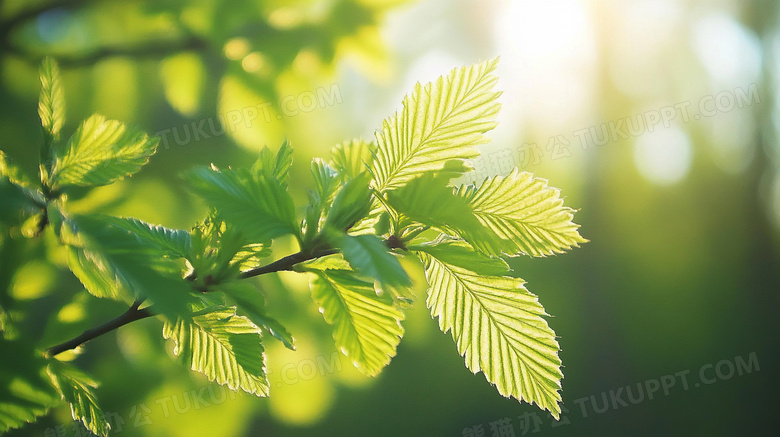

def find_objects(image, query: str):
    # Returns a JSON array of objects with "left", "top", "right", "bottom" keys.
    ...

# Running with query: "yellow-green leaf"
[
  {"left": 459, "top": 169, "right": 587, "bottom": 257},
  {"left": 309, "top": 269, "right": 404, "bottom": 376},
  {"left": 416, "top": 241, "right": 563, "bottom": 418},
  {"left": 372, "top": 58, "right": 501, "bottom": 191},
  {"left": 330, "top": 139, "right": 375, "bottom": 179},
  {"left": 46, "top": 360, "right": 110, "bottom": 436},
  {"left": 163, "top": 306, "right": 269, "bottom": 396},
  {"left": 50, "top": 114, "right": 158, "bottom": 189},
  {"left": 386, "top": 173, "right": 504, "bottom": 255},
  {"left": 38, "top": 57, "right": 65, "bottom": 141}
]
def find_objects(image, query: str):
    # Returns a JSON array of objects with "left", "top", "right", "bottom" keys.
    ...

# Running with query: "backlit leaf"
[
  {"left": 162, "top": 306, "right": 269, "bottom": 396},
  {"left": 49, "top": 115, "right": 158, "bottom": 189},
  {"left": 330, "top": 139, "right": 375, "bottom": 179},
  {"left": 386, "top": 173, "right": 504, "bottom": 255},
  {"left": 46, "top": 360, "right": 109, "bottom": 436},
  {"left": 372, "top": 58, "right": 501, "bottom": 191},
  {"left": 38, "top": 57, "right": 65, "bottom": 141},
  {"left": 186, "top": 165, "right": 297, "bottom": 244},
  {"left": 416, "top": 241, "right": 563, "bottom": 417},
  {"left": 307, "top": 269, "right": 404, "bottom": 376},
  {"left": 459, "top": 169, "right": 587, "bottom": 257}
]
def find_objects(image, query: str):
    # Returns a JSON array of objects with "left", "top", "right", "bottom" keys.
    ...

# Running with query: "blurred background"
[{"left": 1, "top": 0, "right": 778, "bottom": 435}]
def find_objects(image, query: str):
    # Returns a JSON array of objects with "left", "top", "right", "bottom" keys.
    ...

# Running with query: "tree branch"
[
  {"left": 239, "top": 248, "right": 338, "bottom": 279},
  {"left": 4, "top": 35, "right": 209, "bottom": 68},
  {"left": 0, "top": 0, "right": 209, "bottom": 68},
  {"left": 239, "top": 236, "right": 406, "bottom": 279},
  {"left": 45, "top": 248, "right": 332, "bottom": 355},
  {"left": 45, "top": 299, "right": 153, "bottom": 357},
  {"left": 46, "top": 237, "right": 402, "bottom": 354},
  {"left": 0, "top": 0, "right": 93, "bottom": 37}
]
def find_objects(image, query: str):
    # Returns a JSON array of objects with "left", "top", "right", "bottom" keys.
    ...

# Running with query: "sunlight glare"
[{"left": 492, "top": 0, "right": 597, "bottom": 139}]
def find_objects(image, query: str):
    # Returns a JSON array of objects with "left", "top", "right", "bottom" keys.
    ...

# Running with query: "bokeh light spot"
[
  {"left": 633, "top": 125, "right": 692, "bottom": 185},
  {"left": 11, "top": 261, "right": 56, "bottom": 300},
  {"left": 224, "top": 37, "right": 251, "bottom": 61}
]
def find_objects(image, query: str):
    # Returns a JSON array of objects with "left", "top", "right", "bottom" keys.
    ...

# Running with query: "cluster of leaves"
[{"left": 0, "top": 57, "right": 584, "bottom": 435}]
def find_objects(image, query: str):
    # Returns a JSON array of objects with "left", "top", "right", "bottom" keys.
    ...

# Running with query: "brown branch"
[
  {"left": 0, "top": 0, "right": 93, "bottom": 38},
  {"left": 46, "top": 237, "right": 403, "bottom": 354},
  {"left": 4, "top": 35, "right": 210, "bottom": 68},
  {"left": 0, "top": 0, "right": 209, "bottom": 68},
  {"left": 238, "top": 248, "right": 338, "bottom": 279},
  {"left": 45, "top": 299, "right": 153, "bottom": 357},
  {"left": 238, "top": 236, "right": 405, "bottom": 279}
]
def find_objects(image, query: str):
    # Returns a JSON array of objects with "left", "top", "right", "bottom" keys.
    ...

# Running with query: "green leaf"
[
  {"left": 0, "top": 151, "right": 37, "bottom": 189},
  {"left": 337, "top": 233, "right": 410, "bottom": 289},
  {"left": 372, "top": 58, "right": 501, "bottom": 191},
  {"left": 330, "top": 139, "right": 375, "bottom": 179},
  {"left": 60, "top": 214, "right": 197, "bottom": 320},
  {"left": 308, "top": 269, "right": 404, "bottom": 376},
  {"left": 185, "top": 216, "right": 271, "bottom": 284},
  {"left": 373, "top": 211, "right": 391, "bottom": 236},
  {"left": 386, "top": 173, "right": 503, "bottom": 255},
  {"left": 410, "top": 239, "right": 509, "bottom": 274},
  {"left": 230, "top": 242, "right": 271, "bottom": 271},
  {"left": 49, "top": 114, "right": 158, "bottom": 189},
  {"left": 0, "top": 178, "right": 41, "bottom": 229},
  {"left": 250, "top": 140, "right": 293, "bottom": 187},
  {"left": 46, "top": 360, "right": 110, "bottom": 436},
  {"left": 0, "top": 152, "right": 44, "bottom": 230},
  {"left": 38, "top": 57, "right": 65, "bottom": 141},
  {"left": 186, "top": 165, "right": 297, "bottom": 243},
  {"left": 458, "top": 169, "right": 587, "bottom": 257},
  {"left": 324, "top": 172, "right": 373, "bottom": 232},
  {"left": 64, "top": 246, "right": 127, "bottom": 300},
  {"left": 416, "top": 241, "right": 563, "bottom": 418},
  {"left": 162, "top": 306, "right": 269, "bottom": 396},
  {"left": 0, "top": 338, "right": 58, "bottom": 433},
  {"left": 219, "top": 281, "right": 295, "bottom": 350},
  {"left": 326, "top": 140, "right": 385, "bottom": 235},
  {"left": 303, "top": 159, "right": 342, "bottom": 244},
  {"left": 312, "top": 158, "right": 341, "bottom": 195},
  {"left": 101, "top": 216, "right": 191, "bottom": 259},
  {"left": 273, "top": 140, "right": 294, "bottom": 185}
]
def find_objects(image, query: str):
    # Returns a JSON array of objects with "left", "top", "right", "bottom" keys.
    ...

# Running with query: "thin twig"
[
  {"left": 0, "top": 0, "right": 93, "bottom": 37},
  {"left": 47, "top": 237, "right": 402, "bottom": 354},
  {"left": 0, "top": 0, "right": 209, "bottom": 68},
  {"left": 45, "top": 299, "right": 152, "bottom": 357},
  {"left": 5, "top": 35, "right": 209, "bottom": 68},
  {"left": 239, "top": 248, "right": 337, "bottom": 279}
]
